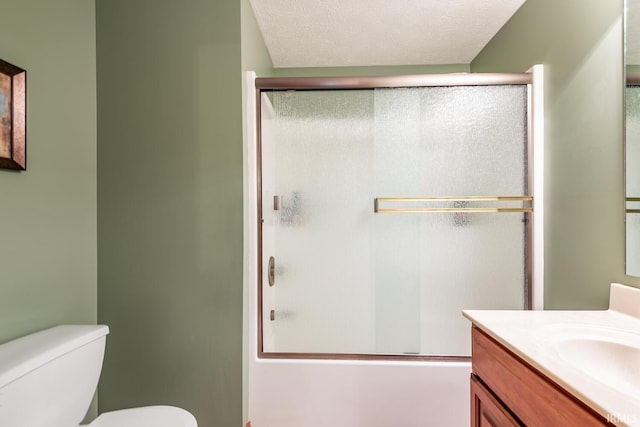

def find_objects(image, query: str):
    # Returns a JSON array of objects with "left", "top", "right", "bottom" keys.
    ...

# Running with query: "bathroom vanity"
[
  {"left": 464, "top": 283, "right": 640, "bottom": 427},
  {"left": 470, "top": 326, "right": 612, "bottom": 426}
]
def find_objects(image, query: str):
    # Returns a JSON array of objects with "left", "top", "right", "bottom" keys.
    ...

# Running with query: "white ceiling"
[{"left": 249, "top": 0, "right": 527, "bottom": 68}]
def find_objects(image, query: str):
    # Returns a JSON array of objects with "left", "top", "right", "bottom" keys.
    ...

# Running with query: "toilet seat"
[{"left": 85, "top": 405, "right": 197, "bottom": 427}]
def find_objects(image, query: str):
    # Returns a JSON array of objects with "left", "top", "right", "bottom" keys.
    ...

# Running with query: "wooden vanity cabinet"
[
  {"left": 471, "top": 374, "right": 520, "bottom": 426},
  {"left": 470, "top": 326, "right": 613, "bottom": 427}
]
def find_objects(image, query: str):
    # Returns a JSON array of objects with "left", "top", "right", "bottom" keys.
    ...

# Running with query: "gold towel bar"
[
  {"left": 625, "top": 198, "right": 640, "bottom": 213},
  {"left": 374, "top": 196, "right": 533, "bottom": 214}
]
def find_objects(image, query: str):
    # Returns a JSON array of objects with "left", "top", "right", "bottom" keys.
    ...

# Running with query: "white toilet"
[{"left": 0, "top": 324, "right": 197, "bottom": 427}]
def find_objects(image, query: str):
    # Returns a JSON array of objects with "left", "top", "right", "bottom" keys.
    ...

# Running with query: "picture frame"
[{"left": 0, "top": 58, "right": 26, "bottom": 171}]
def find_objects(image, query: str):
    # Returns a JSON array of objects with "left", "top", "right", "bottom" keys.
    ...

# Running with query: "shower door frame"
[{"left": 255, "top": 73, "right": 536, "bottom": 361}]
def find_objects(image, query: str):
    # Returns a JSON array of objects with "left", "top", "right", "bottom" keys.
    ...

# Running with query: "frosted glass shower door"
[
  {"left": 259, "top": 82, "right": 530, "bottom": 357},
  {"left": 626, "top": 86, "right": 640, "bottom": 276},
  {"left": 373, "top": 86, "right": 529, "bottom": 356},
  {"left": 260, "top": 90, "right": 377, "bottom": 354}
]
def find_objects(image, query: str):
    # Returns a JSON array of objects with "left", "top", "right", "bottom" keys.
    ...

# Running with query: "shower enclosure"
[{"left": 256, "top": 73, "right": 536, "bottom": 360}]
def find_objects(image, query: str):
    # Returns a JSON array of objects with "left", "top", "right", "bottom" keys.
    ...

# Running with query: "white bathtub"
[{"left": 248, "top": 356, "right": 471, "bottom": 427}]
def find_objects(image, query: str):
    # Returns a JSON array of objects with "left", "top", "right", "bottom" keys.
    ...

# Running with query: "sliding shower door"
[{"left": 257, "top": 75, "right": 532, "bottom": 358}]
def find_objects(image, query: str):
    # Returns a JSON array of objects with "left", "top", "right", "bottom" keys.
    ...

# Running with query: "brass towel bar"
[
  {"left": 625, "top": 197, "right": 640, "bottom": 214},
  {"left": 374, "top": 196, "right": 533, "bottom": 214}
]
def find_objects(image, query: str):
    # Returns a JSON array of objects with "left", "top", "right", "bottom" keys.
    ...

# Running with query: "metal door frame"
[{"left": 255, "top": 73, "right": 535, "bottom": 361}]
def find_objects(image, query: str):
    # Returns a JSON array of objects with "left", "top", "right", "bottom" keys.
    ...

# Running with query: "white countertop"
[{"left": 463, "top": 283, "right": 640, "bottom": 427}]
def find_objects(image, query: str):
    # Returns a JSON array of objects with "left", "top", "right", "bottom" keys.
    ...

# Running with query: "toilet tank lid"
[{"left": 0, "top": 324, "right": 109, "bottom": 389}]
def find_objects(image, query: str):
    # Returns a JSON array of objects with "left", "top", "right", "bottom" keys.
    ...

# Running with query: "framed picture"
[{"left": 0, "top": 58, "right": 26, "bottom": 171}]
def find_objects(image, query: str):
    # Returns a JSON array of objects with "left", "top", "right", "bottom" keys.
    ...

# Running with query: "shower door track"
[{"left": 255, "top": 73, "right": 536, "bottom": 361}]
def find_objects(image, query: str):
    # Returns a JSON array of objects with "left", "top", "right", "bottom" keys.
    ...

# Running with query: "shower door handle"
[{"left": 268, "top": 256, "right": 276, "bottom": 286}]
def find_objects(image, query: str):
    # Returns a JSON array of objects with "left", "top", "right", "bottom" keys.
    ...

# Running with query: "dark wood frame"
[{"left": 0, "top": 58, "right": 26, "bottom": 171}]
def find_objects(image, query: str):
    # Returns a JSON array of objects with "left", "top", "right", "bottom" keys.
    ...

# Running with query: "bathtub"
[{"left": 248, "top": 356, "right": 470, "bottom": 426}]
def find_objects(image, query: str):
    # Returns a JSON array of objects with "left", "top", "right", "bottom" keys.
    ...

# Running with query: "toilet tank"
[{"left": 0, "top": 325, "right": 109, "bottom": 427}]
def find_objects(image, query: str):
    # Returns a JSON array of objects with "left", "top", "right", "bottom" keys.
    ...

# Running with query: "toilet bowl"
[{"left": 0, "top": 325, "right": 197, "bottom": 427}]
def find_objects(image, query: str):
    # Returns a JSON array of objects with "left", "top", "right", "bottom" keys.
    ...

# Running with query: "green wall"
[
  {"left": 272, "top": 64, "right": 469, "bottom": 77},
  {"left": 242, "top": 0, "right": 274, "bottom": 77},
  {"left": 472, "top": 0, "right": 640, "bottom": 308},
  {"left": 97, "top": 0, "right": 244, "bottom": 425},
  {"left": 0, "top": 0, "right": 97, "bottom": 343}
]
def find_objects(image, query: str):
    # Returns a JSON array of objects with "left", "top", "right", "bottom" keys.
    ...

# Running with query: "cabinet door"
[{"left": 471, "top": 374, "right": 521, "bottom": 427}]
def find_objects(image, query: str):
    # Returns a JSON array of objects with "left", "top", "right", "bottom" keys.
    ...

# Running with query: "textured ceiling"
[{"left": 249, "top": 0, "right": 527, "bottom": 68}]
